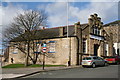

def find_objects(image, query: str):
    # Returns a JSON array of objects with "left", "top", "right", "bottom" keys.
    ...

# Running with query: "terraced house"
[{"left": 5, "top": 14, "right": 120, "bottom": 66}]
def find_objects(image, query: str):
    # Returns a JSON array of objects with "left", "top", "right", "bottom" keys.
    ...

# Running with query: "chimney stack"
[
  {"left": 74, "top": 22, "right": 80, "bottom": 36},
  {"left": 59, "top": 27, "right": 64, "bottom": 37}
]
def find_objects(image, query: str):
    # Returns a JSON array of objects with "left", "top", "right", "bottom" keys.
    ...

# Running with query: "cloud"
[
  {"left": 1, "top": 2, "right": 118, "bottom": 28},
  {"left": 0, "top": 3, "right": 25, "bottom": 48},
  {"left": 46, "top": 2, "right": 68, "bottom": 27},
  {"left": 2, "top": 0, "right": 119, "bottom": 2},
  {"left": 69, "top": 2, "right": 118, "bottom": 24},
  {"left": 38, "top": 2, "right": 118, "bottom": 27},
  {"left": 0, "top": 6, "right": 3, "bottom": 26},
  {"left": 1, "top": 3, "right": 25, "bottom": 31},
  {"left": 89, "top": 0, "right": 119, "bottom": 2},
  {"left": 38, "top": 2, "right": 68, "bottom": 27}
]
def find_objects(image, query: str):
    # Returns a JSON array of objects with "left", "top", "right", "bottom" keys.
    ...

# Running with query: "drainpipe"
[
  {"left": 79, "top": 26, "right": 83, "bottom": 65},
  {"left": 75, "top": 36, "right": 80, "bottom": 65},
  {"left": 68, "top": 37, "right": 71, "bottom": 66}
]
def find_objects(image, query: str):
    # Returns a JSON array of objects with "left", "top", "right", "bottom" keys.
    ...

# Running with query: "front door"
[{"left": 94, "top": 44, "right": 99, "bottom": 56}]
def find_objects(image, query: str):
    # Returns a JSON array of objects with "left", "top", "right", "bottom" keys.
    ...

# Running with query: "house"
[
  {"left": 6, "top": 14, "right": 119, "bottom": 66},
  {"left": 103, "top": 20, "right": 120, "bottom": 56}
]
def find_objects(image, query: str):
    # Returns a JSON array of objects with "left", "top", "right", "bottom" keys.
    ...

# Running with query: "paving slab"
[{"left": 1, "top": 66, "right": 81, "bottom": 79}]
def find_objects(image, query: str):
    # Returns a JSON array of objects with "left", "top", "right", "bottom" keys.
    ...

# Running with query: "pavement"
[{"left": 1, "top": 65, "right": 81, "bottom": 79}]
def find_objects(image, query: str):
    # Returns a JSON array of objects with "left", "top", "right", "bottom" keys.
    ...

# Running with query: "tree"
[{"left": 3, "top": 10, "right": 47, "bottom": 66}]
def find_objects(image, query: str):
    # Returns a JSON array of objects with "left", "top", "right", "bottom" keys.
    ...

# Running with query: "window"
[
  {"left": 83, "top": 57, "right": 92, "bottom": 60},
  {"left": 98, "top": 57, "right": 103, "bottom": 60},
  {"left": 93, "top": 57, "right": 98, "bottom": 60},
  {"left": 98, "top": 29, "right": 100, "bottom": 35},
  {"left": 95, "top": 28, "right": 97, "bottom": 34},
  {"left": 105, "top": 44, "right": 108, "bottom": 56},
  {"left": 48, "top": 41, "right": 56, "bottom": 53},
  {"left": 83, "top": 39, "right": 87, "bottom": 53},
  {"left": 93, "top": 27, "right": 100, "bottom": 35}
]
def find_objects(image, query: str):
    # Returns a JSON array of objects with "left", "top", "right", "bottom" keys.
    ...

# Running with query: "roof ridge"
[{"left": 104, "top": 20, "right": 120, "bottom": 26}]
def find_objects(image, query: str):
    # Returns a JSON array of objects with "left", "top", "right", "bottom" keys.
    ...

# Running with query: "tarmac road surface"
[{"left": 24, "top": 65, "right": 119, "bottom": 78}]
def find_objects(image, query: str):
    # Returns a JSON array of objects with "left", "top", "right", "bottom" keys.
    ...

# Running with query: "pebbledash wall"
[{"left": 9, "top": 37, "right": 78, "bottom": 66}]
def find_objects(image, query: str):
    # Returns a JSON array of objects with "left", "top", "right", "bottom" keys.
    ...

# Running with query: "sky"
[
  {"left": 0, "top": 0, "right": 119, "bottom": 54},
  {"left": 0, "top": 1, "right": 119, "bottom": 28}
]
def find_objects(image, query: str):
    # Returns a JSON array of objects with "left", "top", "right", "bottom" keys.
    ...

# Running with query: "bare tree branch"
[{"left": 3, "top": 10, "right": 47, "bottom": 66}]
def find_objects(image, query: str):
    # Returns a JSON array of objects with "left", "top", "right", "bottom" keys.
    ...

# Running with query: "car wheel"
[
  {"left": 92, "top": 63, "right": 96, "bottom": 68},
  {"left": 116, "top": 62, "right": 119, "bottom": 65},
  {"left": 82, "top": 65, "right": 86, "bottom": 68},
  {"left": 104, "top": 62, "right": 108, "bottom": 66}
]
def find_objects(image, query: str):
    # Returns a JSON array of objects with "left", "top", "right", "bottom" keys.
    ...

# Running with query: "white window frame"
[{"left": 93, "top": 27, "right": 100, "bottom": 35}]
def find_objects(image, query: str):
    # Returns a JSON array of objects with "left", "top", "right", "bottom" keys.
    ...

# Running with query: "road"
[{"left": 24, "top": 65, "right": 119, "bottom": 78}]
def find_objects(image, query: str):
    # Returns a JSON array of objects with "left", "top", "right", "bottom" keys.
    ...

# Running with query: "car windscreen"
[
  {"left": 83, "top": 57, "right": 92, "bottom": 60},
  {"left": 105, "top": 56, "right": 116, "bottom": 58},
  {"left": 93, "top": 57, "right": 98, "bottom": 60}
]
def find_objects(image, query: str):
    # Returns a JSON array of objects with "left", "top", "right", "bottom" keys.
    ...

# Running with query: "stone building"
[
  {"left": 103, "top": 20, "right": 120, "bottom": 56},
  {"left": 6, "top": 14, "right": 119, "bottom": 66}
]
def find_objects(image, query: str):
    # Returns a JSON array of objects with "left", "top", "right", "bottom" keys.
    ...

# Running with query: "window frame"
[
  {"left": 92, "top": 27, "right": 100, "bottom": 35},
  {"left": 83, "top": 39, "right": 87, "bottom": 53}
]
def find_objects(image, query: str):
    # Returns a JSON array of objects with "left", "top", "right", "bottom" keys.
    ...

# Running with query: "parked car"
[
  {"left": 104, "top": 56, "right": 120, "bottom": 64},
  {"left": 82, "top": 56, "right": 108, "bottom": 68}
]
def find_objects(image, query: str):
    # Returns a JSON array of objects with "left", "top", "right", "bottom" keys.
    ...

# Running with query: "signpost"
[
  {"left": 34, "top": 41, "right": 47, "bottom": 70},
  {"left": 42, "top": 43, "right": 46, "bottom": 70}
]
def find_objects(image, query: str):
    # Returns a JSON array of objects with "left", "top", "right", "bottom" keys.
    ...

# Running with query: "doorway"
[{"left": 94, "top": 44, "right": 99, "bottom": 56}]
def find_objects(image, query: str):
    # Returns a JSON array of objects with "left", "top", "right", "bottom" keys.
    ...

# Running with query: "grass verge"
[{"left": 2, "top": 64, "right": 66, "bottom": 68}]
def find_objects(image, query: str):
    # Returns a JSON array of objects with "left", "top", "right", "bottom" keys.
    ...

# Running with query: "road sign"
[
  {"left": 43, "top": 43, "right": 46, "bottom": 47},
  {"left": 42, "top": 47, "right": 47, "bottom": 53},
  {"left": 42, "top": 43, "right": 47, "bottom": 53}
]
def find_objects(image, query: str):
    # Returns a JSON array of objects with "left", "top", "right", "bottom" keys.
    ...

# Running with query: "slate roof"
[
  {"left": 104, "top": 20, "right": 120, "bottom": 27},
  {"left": 10, "top": 24, "right": 88, "bottom": 42}
]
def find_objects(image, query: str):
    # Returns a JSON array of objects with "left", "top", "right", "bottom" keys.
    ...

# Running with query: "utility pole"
[{"left": 66, "top": 0, "right": 71, "bottom": 66}]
